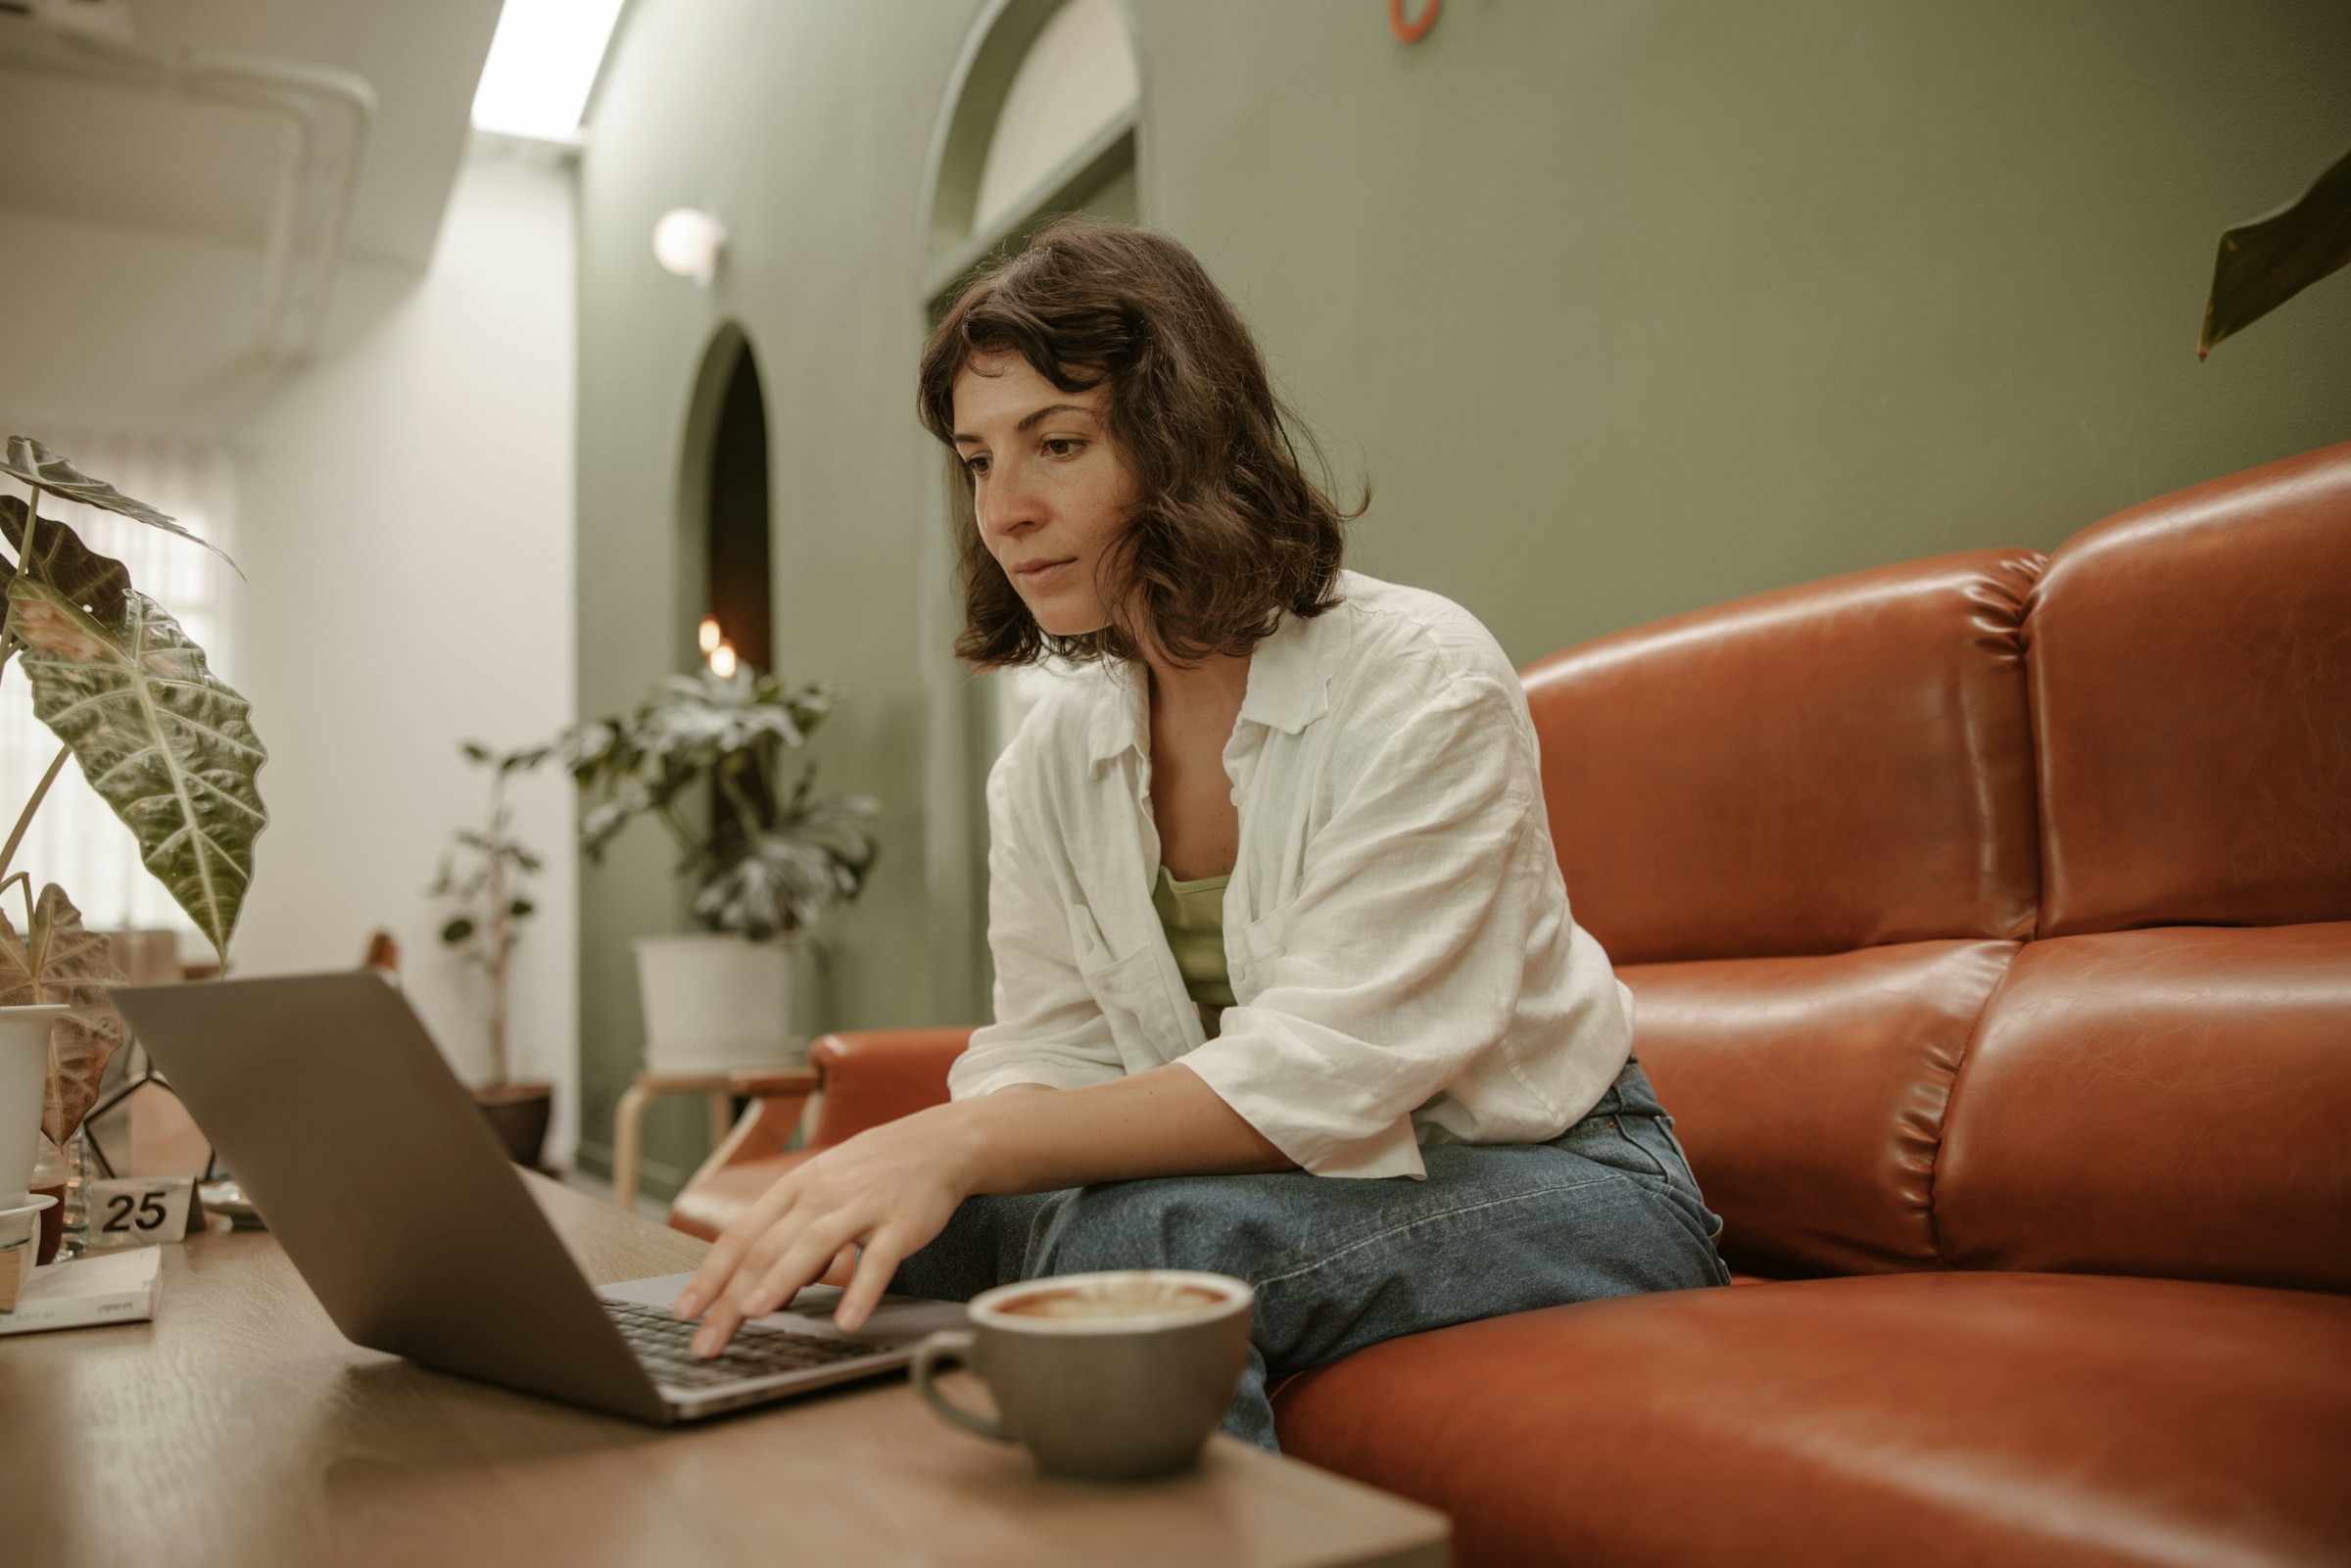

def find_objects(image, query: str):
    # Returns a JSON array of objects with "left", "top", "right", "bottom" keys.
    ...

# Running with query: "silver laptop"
[{"left": 117, "top": 971, "right": 967, "bottom": 1423}]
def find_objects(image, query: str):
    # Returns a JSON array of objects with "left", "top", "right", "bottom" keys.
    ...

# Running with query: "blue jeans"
[{"left": 891, "top": 1057, "right": 1728, "bottom": 1450}]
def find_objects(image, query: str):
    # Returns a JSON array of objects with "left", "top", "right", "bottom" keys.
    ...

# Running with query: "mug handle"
[{"left": 910, "top": 1330, "right": 1011, "bottom": 1443}]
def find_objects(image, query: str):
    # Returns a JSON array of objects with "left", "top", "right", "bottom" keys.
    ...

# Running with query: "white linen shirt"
[{"left": 947, "top": 571, "right": 1634, "bottom": 1179}]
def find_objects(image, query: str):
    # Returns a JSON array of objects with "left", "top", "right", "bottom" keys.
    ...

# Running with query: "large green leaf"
[
  {"left": 2200, "top": 146, "right": 2351, "bottom": 358},
  {"left": 0, "top": 884, "right": 128, "bottom": 1144},
  {"left": 0, "top": 495, "right": 130, "bottom": 623},
  {"left": 6, "top": 577, "right": 267, "bottom": 962},
  {"left": 1, "top": 436, "right": 240, "bottom": 573}
]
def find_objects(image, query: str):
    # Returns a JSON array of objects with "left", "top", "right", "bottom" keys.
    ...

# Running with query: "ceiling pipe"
[{"left": 0, "top": 16, "right": 376, "bottom": 363}]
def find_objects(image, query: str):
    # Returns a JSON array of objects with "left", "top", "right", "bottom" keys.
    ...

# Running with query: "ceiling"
[{"left": 0, "top": 0, "right": 504, "bottom": 267}]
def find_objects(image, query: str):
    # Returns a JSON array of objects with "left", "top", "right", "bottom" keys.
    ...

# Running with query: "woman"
[{"left": 676, "top": 219, "right": 1726, "bottom": 1449}]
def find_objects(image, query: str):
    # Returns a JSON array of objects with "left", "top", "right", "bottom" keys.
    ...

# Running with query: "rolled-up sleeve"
[
  {"left": 1177, "top": 674, "right": 1553, "bottom": 1178},
  {"left": 947, "top": 743, "right": 1128, "bottom": 1099}
]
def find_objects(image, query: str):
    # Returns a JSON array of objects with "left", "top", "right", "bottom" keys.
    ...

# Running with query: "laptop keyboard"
[{"left": 602, "top": 1297, "right": 893, "bottom": 1389}]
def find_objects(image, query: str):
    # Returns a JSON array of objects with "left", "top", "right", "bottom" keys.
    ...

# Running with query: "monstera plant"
[
  {"left": 0, "top": 436, "right": 266, "bottom": 1165},
  {"left": 533, "top": 664, "right": 876, "bottom": 1075},
  {"left": 546, "top": 666, "right": 877, "bottom": 940}
]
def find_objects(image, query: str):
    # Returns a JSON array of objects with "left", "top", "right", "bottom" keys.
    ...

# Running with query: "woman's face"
[{"left": 951, "top": 352, "right": 1139, "bottom": 638}]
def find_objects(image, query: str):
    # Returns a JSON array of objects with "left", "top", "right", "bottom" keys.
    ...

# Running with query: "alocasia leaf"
[
  {"left": 0, "top": 884, "right": 128, "bottom": 1144},
  {"left": 7, "top": 577, "right": 267, "bottom": 963},
  {"left": 1, "top": 437, "right": 240, "bottom": 573},
  {"left": 1, "top": 495, "right": 130, "bottom": 623}
]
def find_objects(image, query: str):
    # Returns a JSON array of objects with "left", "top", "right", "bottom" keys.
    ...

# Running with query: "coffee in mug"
[
  {"left": 910, "top": 1269, "right": 1253, "bottom": 1481},
  {"left": 993, "top": 1278, "right": 1225, "bottom": 1320}
]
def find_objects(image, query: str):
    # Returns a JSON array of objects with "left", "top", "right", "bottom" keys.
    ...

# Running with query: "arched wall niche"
[
  {"left": 675, "top": 320, "right": 774, "bottom": 678},
  {"left": 914, "top": 0, "right": 1147, "bottom": 1022},
  {"left": 919, "top": 0, "right": 1141, "bottom": 303}
]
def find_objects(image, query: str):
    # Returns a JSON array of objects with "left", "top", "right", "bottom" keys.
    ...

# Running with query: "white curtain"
[{"left": 0, "top": 431, "right": 240, "bottom": 952}]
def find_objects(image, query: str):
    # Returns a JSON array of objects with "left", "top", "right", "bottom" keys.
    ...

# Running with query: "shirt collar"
[
  {"left": 1082, "top": 605, "right": 1335, "bottom": 769},
  {"left": 1084, "top": 659, "right": 1147, "bottom": 768},
  {"left": 1235, "top": 605, "right": 1333, "bottom": 736}
]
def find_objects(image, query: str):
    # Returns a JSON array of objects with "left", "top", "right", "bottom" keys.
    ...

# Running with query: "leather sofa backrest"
[
  {"left": 1521, "top": 550, "right": 2045, "bottom": 1276},
  {"left": 1934, "top": 442, "right": 2351, "bottom": 1293},
  {"left": 1616, "top": 941, "right": 2012, "bottom": 1277},
  {"left": 1520, "top": 549, "right": 2044, "bottom": 968},
  {"left": 2024, "top": 440, "right": 2351, "bottom": 937},
  {"left": 1935, "top": 923, "right": 2351, "bottom": 1293},
  {"left": 1523, "top": 442, "right": 2351, "bottom": 1288}
]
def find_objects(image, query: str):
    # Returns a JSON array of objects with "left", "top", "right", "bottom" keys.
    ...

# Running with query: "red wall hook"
[{"left": 1390, "top": 0, "right": 1442, "bottom": 45}]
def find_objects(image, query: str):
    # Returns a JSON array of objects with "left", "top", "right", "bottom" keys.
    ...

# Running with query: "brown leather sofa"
[{"left": 672, "top": 442, "right": 2351, "bottom": 1566}]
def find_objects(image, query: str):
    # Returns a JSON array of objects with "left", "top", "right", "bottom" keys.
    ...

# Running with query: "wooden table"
[{"left": 0, "top": 1173, "right": 1450, "bottom": 1568}]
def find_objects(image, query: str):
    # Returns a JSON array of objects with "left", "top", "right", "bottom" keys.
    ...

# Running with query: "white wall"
[
  {"left": 0, "top": 207, "right": 414, "bottom": 440},
  {"left": 229, "top": 137, "right": 581, "bottom": 1164}
]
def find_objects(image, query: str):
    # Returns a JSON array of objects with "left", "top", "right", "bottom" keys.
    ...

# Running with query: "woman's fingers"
[
  {"left": 688, "top": 1205, "right": 824, "bottom": 1355},
  {"left": 689, "top": 1295, "right": 745, "bottom": 1358},
  {"left": 834, "top": 1227, "right": 912, "bottom": 1334},
  {"left": 675, "top": 1175, "right": 802, "bottom": 1320},
  {"left": 738, "top": 1218, "right": 859, "bottom": 1318}
]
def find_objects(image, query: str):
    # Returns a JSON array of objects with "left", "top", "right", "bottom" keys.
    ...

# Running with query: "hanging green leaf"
[
  {"left": 2200, "top": 146, "right": 2351, "bottom": 358},
  {"left": 6, "top": 577, "right": 267, "bottom": 963},
  {"left": 1, "top": 437, "right": 242, "bottom": 574},
  {"left": 1, "top": 495, "right": 131, "bottom": 623},
  {"left": 0, "top": 884, "right": 128, "bottom": 1144}
]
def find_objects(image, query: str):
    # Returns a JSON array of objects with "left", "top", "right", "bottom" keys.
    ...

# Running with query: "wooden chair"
[{"left": 666, "top": 1027, "right": 973, "bottom": 1240}]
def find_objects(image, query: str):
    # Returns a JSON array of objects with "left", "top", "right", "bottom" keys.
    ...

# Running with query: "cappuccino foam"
[{"left": 996, "top": 1279, "right": 1225, "bottom": 1320}]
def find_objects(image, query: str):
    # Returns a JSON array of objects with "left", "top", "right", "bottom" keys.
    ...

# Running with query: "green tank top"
[{"left": 1152, "top": 864, "right": 1235, "bottom": 1036}]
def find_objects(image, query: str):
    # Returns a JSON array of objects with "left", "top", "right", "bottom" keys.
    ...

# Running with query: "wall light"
[{"left": 653, "top": 208, "right": 727, "bottom": 286}]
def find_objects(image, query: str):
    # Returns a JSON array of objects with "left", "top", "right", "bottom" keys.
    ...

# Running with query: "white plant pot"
[
  {"left": 633, "top": 932, "right": 812, "bottom": 1075},
  {"left": 0, "top": 1004, "right": 72, "bottom": 1209}
]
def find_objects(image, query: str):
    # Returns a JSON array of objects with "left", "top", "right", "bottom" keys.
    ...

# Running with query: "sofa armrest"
[
  {"left": 727, "top": 1068, "right": 821, "bottom": 1098},
  {"left": 806, "top": 1027, "right": 972, "bottom": 1147}
]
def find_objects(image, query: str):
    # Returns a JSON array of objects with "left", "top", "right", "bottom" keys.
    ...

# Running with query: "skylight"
[{"left": 470, "top": 0, "right": 628, "bottom": 143}]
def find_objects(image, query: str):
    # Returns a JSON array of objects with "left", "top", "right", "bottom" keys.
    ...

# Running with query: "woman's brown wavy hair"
[{"left": 918, "top": 217, "right": 1361, "bottom": 669}]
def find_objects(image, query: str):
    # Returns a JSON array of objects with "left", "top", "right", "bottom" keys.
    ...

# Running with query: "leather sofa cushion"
[
  {"left": 1937, "top": 922, "right": 2351, "bottom": 1294},
  {"left": 1273, "top": 1271, "right": 2351, "bottom": 1568},
  {"left": 1521, "top": 549, "right": 2043, "bottom": 966},
  {"left": 2031, "top": 440, "right": 2351, "bottom": 935},
  {"left": 1624, "top": 940, "right": 2014, "bottom": 1276}
]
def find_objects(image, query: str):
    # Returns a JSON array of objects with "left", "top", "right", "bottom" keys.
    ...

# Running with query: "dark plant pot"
[{"left": 474, "top": 1082, "right": 554, "bottom": 1171}]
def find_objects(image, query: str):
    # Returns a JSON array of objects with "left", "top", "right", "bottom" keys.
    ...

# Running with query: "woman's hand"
[
  {"left": 669, "top": 1065, "right": 1286, "bottom": 1355},
  {"left": 672, "top": 1100, "right": 985, "bottom": 1353}
]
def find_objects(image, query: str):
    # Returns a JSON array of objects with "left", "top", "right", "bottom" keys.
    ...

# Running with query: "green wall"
[{"left": 575, "top": 0, "right": 2351, "bottom": 1191}]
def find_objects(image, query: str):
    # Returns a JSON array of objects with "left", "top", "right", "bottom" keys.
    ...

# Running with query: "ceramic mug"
[{"left": 910, "top": 1268, "right": 1254, "bottom": 1481}]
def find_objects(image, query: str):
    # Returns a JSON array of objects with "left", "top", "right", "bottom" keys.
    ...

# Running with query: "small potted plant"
[
  {"left": 430, "top": 740, "right": 550, "bottom": 1167},
  {"left": 534, "top": 661, "right": 877, "bottom": 1073},
  {"left": 0, "top": 438, "right": 266, "bottom": 1210}
]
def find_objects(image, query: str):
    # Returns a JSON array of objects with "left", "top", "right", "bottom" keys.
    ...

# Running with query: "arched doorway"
[
  {"left": 704, "top": 343, "right": 773, "bottom": 677},
  {"left": 679, "top": 322, "right": 774, "bottom": 680},
  {"left": 916, "top": 0, "right": 1145, "bottom": 1020}
]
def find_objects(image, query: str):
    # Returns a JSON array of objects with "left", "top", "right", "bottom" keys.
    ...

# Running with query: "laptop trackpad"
[{"left": 597, "top": 1271, "right": 971, "bottom": 1342}]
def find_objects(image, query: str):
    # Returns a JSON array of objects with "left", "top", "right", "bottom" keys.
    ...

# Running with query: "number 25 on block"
[{"left": 84, "top": 1178, "right": 194, "bottom": 1251}]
